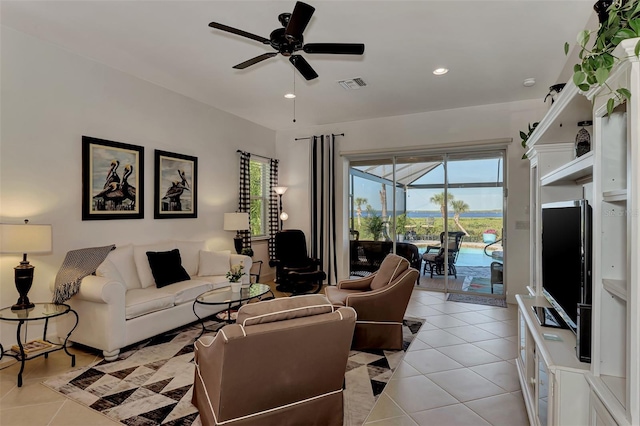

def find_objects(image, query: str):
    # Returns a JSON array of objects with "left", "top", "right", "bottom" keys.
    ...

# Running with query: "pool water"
[{"left": 418, "top": 246, "right": 499, "bottom": 267}]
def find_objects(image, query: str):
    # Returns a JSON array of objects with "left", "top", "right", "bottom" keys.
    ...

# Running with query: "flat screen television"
[{"left": 539, "top": 199, "right": 592, "bottom": 333}]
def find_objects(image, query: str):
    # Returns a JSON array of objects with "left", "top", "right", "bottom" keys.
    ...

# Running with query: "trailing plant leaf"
[
  {"left": 520, "top": 122, "right": 539, "bottom": 160},
  {"left": 566, "top": 0, "right": 640, "bottom": 113},
  {"left": 565, "top": 42, "right": 570, "bottom": 55}
]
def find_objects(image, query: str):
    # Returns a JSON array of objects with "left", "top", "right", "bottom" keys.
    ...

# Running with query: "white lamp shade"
[
  {"left": 223, "top": 213, "right": 249, "bottom": 231},
  {"left": 273, "top": 186, "right": 288, "bottom": 195},
  {"left": 0, "top": 223, "right": 52, "bottom": 254}
]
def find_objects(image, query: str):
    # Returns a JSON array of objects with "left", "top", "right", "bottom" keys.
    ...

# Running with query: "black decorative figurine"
[{"left": 544, "top": 83, "right": 567, "bottom": 104}]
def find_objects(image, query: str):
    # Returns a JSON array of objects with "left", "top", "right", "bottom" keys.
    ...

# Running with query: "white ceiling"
[{"left": 1, "top": 1, "right": 596, "bottom": 131}]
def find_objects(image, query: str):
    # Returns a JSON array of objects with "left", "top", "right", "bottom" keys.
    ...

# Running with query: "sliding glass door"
[{"left": 348, "top": 149, "right": 505, "bottom": 297}]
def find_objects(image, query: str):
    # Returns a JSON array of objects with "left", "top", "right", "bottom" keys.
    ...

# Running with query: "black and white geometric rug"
[{"left": 43, "top": 318, "right": 424, "bottom": 426}]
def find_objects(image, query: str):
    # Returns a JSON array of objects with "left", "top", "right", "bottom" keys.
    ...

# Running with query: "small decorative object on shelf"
[
  {"left": 483, "top": 229, "right": 498, "bottom": 244},
  {"left": 576, "top": 121, "right": 592, "bottom": 158},
  {"left": 544, "top": 83, "right": 567, "bottom": 104}
]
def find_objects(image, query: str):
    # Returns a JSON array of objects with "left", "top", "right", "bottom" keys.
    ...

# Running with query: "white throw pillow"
[
  {"left": 134, "top": 242, "right": 176, "bottom": 288},
  {"left": 198, "top": 250, "right": 230, "bottom": 277},
  {"left": 103, "top": 244, "right": 141, "bottom": 290},
  {"left": 175, "top": 240, "right": 206, "bottom": 276}
]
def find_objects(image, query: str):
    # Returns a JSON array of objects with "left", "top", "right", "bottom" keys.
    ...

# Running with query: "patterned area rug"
[
  {"left": 447, "top": 292, "right": 508, "bottom": 308},
  {"left": 43, "top": 318, "right": 424, "bottom": 426}
]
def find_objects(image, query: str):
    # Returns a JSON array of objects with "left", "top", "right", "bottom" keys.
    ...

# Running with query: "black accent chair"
[
  {"left": 395, "top": 242, "right": 422, "bottom": 284},
  {"left": 422, "top": 232, "right": 465, "bottom": 279},
  {"left": 269, "top": 230, "right": 326, "bottom": 294},
  {"left": 349, "top": 240, "right": 392, "bottom": 277}
]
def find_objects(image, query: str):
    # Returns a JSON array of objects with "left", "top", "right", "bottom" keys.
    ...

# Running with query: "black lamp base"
[
  {"left": 11, "top": 299, "right": 35, "bottom": 311},
  {"left": 12, "top": 262, "right": 35, "bottom": 311},
  {"left": 233, "top": 236, "right": 243, "bottom": 254}
]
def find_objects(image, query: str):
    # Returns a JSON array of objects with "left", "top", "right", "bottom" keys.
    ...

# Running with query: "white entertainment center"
[{"left": 520, "top": 38, "right": 639, "bottom": 426}]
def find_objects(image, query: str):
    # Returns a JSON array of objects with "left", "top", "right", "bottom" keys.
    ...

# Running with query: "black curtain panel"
[
  {"left": 310, "top": 134, "right": 338, "bottom": 285},
  {"left": 268, "top": 159, "right": 279, "bottom": 261},
  {"left": 238, "top": 151, "right": 252, "bottom": 250}
]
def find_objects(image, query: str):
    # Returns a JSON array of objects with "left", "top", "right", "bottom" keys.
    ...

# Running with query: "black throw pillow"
[{"left": 146, "top": 249, "right": 190, "bottom": 288}]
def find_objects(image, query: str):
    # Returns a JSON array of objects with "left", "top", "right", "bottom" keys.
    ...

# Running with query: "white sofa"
[{"left": 57, "top": 240, "right": 251, "bottom": 361}]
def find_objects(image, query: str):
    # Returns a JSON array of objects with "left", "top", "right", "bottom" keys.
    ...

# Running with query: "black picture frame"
[
  {"left": 154, "top": 150, "right": 198, "bottom": 219},
  {"left": 82, "top": 136, "right": 144, "bottom": 220}
]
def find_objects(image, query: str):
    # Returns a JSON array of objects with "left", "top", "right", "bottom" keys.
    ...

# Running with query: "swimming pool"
[{"left": 418, "top": 246, "right": 499, "bottom": 267}]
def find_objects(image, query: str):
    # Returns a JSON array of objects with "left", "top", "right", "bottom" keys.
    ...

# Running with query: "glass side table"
[
  {"left": 0, "top": 303, "right": 78, "bottom": 387},
  {"left": 192, "top": 283, "right": 274, "bottom": 338}
]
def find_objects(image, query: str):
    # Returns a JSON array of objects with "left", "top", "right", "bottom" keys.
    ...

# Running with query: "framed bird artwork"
[
  {"left": 154, "top": 150, "right": 198, "bottom": 219},
  {"left": 82, "top": 136, "right": 144, "bottom": 220}
]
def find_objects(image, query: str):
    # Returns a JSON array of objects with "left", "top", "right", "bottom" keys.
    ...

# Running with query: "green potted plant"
[
  {"left": 395, "top": 214, "right": 407, "bottom": 241},
  {"left": 226, "top": 263, "right": 246, "bottom": 292},
  {"left": 566, "top": 0, "right": 640, "bottom": 116}
]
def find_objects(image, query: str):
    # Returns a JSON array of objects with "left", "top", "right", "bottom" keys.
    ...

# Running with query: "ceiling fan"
[{"left": 208, "top": 1, "right": 365, "bottom": 81}]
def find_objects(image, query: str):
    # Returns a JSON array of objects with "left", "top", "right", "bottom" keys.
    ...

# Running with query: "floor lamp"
[{"left": 273, "top": 186, "right": 288, "bottom": 230}]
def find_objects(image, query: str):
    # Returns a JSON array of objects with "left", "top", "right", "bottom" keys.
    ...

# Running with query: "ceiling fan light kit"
[{"left": 208, "top": 1, "right": 365, "bottom": 81}]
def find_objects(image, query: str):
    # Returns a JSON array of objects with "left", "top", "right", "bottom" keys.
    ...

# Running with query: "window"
[{"left": 249, "top": 159, "right": 269, "bottom": 237}]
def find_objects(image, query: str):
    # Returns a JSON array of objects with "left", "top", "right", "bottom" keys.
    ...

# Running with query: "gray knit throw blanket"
[{"left": 52, "top": 244, "right": 115, "bottom": 304}]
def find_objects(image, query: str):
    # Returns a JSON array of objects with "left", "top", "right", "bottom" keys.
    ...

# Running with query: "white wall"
[
  {"left": 0, "top": 27, "right": 275, "bottom": 347},
  {"left": 276, "top": 98, "right": 551, "bottom": 304}
]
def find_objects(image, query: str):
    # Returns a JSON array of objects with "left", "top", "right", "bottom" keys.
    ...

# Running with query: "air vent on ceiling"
[{"left": 338, "top": 77, "right": 367, "bottom": 90}]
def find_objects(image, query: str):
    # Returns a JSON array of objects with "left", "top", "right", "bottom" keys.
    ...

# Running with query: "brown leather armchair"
[
  {"left": 192, "top": 295, "right": 356, "bottom": 426},
  {"left": 325, "top": 254, "right": 418, "bottom": 350}
]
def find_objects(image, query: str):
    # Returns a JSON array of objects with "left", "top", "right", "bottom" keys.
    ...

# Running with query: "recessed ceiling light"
[
  {"left": 523, "top": 78, "right": 536, "bottom": 87},
  {"left": 284, "top": 93, "right": 296, "bottom": 99},
  {"left": 433, "top": 68, "right": 449, "bottom": 75}
]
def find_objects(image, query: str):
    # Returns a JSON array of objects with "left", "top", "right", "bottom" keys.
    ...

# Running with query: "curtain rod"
[
  {"left": 295, "top": 133, "right": 345, "bottom": 141},
  {"left": 236, "top": 150, "right": 275, "bottom": 162}
]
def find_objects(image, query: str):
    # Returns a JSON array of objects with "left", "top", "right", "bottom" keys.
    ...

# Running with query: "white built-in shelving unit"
[{"left": 521, "top": 37, "right": 639, "bottom": 426}]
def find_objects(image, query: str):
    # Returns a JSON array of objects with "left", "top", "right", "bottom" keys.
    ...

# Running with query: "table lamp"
[
  {"left": 1, "top": 220, "right": 53, "bottom": 310},
  {"left": 223, "top": 212, "right": 249, "bottom": 254},
  {"left": 273, "top": 186, "right": 288, "bottom": 230}
]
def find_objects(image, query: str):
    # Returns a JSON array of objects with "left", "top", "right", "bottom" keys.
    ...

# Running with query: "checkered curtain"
[
  {"left": 310, "top": 134, "right": 338, "bottom": 285},
  {"left": 238, "top": 151, "right": 252, "bottom": 250},
  {"left": 268, "top": 159, "right": 279, "bottom": 260}
]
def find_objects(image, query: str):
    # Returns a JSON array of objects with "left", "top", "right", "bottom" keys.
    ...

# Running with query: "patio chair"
[
  {"left": 421, "top": 231, "right": 465, "bottom": 279},
  {"left": 349, "top": 240, "right": 393, "bottom": 277}
]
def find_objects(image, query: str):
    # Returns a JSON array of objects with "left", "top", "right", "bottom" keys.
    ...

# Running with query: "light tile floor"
[
  {"left": 0, "top": 288, "right": 527, "bottom": 426},
  {"left": 364, "top": 289, "right": 528, "bottom": 426}
]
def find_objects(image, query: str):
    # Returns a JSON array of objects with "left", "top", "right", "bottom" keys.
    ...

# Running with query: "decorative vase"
[{"left": 230, "top": 282, "right": 242, "bottom": 292}]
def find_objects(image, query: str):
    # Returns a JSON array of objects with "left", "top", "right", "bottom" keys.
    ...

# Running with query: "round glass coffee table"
[{"left": 192, "top": 283, "right": 274, "bottom": 337}]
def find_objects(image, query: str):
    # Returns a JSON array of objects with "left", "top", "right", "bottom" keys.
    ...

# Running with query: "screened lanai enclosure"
[{"left": 349, "top": 151, "right": 506, "bottom": 297}]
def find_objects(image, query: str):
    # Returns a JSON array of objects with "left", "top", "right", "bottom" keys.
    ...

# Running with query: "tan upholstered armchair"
[
  {"left": 325, "top": 253, "right": 418, "bottom": 350},
  {"left": 192, "top": 294, "right": 356, "bottom": 426}
]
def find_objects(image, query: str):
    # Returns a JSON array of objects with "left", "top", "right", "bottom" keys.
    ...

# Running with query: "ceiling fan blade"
[
  {"left": 208, "top": 22, "right": 270, "bottom": 44},
  {"left": 290, "top": 55, "right": 318, "bottom": 81},
  {"left": 285, "top": 2, "right": 315, "bottom": 40},
  {"left": 232, "top": 52, "right": 278, "bottom": 69},
  {"left": 303, "top": 43, "right": 365, "bottom": 55}
]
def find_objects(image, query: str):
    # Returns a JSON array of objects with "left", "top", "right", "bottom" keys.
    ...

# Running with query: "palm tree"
[
  {"left": 450, "top": 199, "right": 470, "bottom": 235},
  {"left": 429, "top": 192, "right": 455, "bottom": 218},
  {"left": 354, "top": 197, "right": 368, "bottom": 227}
]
